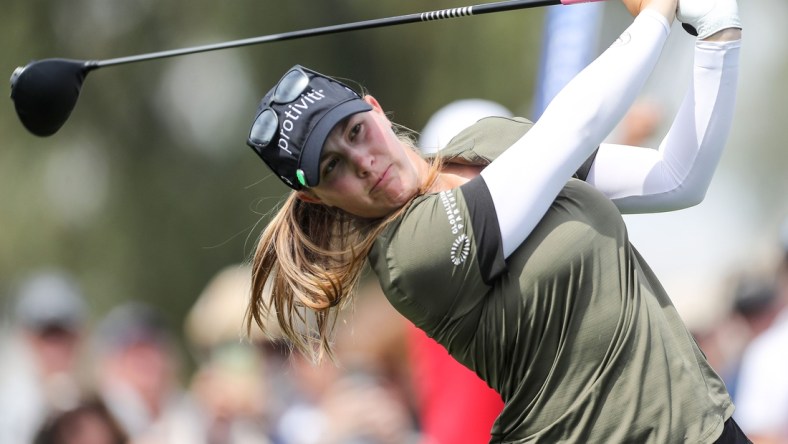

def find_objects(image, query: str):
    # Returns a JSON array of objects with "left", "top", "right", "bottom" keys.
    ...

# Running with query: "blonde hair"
[{"left": 246, "top": 130, "right": 441, "bottom": 363}]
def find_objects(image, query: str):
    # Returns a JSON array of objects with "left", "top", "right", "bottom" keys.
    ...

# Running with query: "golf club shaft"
[{"left": 90, "top": 0, "right": 601, "bottom": 69}]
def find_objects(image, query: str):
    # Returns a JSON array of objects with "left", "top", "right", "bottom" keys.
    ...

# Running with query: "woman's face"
[{"left": 298, "top": 96, "right": 425, "bottom": 219}]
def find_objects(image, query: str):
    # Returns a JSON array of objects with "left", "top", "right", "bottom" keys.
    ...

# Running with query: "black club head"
[{"left": 10, "top": 59, "right": 93, "bottom": 137}]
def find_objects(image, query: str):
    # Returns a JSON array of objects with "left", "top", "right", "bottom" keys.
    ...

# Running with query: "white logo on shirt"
[
  {"left": 439, "top": 190, "right": 469, "bottom": 266},
  {"left": 438, "top": 190, "right": 464, "bottom": 234},
  {"left": 451, "top": 234, "right": 470, "bottom": 265}
]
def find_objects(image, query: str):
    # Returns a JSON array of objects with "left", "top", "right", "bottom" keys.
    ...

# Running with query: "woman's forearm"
[{"left": 587, "top": 38, "right": 741, "bottom": 213}]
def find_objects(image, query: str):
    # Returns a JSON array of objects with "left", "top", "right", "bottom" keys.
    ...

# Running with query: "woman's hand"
[
  {"left": 622, "top": 0, "right": 677, "bottom": 21},
  {"left": 621, "top": 0, "right": 647, "bottom": 16}
]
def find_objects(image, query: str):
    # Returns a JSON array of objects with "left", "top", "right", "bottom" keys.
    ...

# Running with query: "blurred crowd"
[
  {"left": 0, "top": 264, "right": 422, "bottom": 444},
  {"left": 2, "top": 221, "right": 786, "bottom": 444},
  {"left": 693, "top": 220, "right": 788, "bottom": 444}
]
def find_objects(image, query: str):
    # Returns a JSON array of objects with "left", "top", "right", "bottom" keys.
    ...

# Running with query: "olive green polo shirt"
[{"left": 368, "top": 117, "right": 732, "bottom": 443}]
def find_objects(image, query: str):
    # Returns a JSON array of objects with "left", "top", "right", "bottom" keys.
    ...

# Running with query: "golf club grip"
[
  {"left": 430, "top": 0, "right": 605, "bottom": 19},
  {"left": 422, "top": 0, "right": 556, "bottom": 21},
  {"left": 94, "top": 0, "right": 603, "bottom": 68}
]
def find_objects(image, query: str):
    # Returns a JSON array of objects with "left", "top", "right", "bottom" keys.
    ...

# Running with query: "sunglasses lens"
[
  {"left": 248, "top": 109, "right": 278, "bottom": 149},
  {"left": 272, "top": 69, "right": 310, "bottom": 104}
]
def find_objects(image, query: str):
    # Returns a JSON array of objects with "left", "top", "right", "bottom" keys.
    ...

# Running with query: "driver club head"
[{"left": 10, "top": 59, "right": 94, "bottom": 137}]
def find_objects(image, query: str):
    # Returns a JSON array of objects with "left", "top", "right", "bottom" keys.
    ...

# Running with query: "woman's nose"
[{"left": 349, "top": 150, "right": 373, "bottom": 177}]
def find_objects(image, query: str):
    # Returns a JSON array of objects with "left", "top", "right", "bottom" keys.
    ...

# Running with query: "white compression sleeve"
[
  {"left": 585, "top": 39, "right": 741, "bottom": 213},
  {"left": 480, "top": 10, "right": 670, "bottom": 259}
]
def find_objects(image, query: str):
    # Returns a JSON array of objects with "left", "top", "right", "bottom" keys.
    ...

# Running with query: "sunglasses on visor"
[{"left": 246, "top": 67, "right": 311, "bottom": 152}]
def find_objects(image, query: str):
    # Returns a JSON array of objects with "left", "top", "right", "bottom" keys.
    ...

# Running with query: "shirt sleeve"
[
  {"left": 460, "top": 178, "right": 507, "bottom": 284},
  {"left": 370, "top": 188, "right": 501, "bottom": 330}
]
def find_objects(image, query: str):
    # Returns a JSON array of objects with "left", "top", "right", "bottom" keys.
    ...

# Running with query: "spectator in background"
[
  {"left": 0, "top": 270, "right": 88, "bottom": 444},
  {"left": 418, "top": 99, "right": 514, "bottom": 156},
  {"left": 733, "top": 217, "right": 788, "bottom": 443},
  {"left": 32, "top": 397, "right": 128, "bottom": 444},
  {"left": 684, "top": 271, "right": 780, "bottom": 407},
  {"left": 610, "top": 97, "right": 664, "bottom": 147},
  {"left": 275, "top": 341, "right": 419, "bottom": 444},
  {"left": 92, "top": 302, "right": 203, "bottom": 444},
  {"left": 187, "top": 265, "right": 418, "bottom": 444},
  {"left": 270, "top": 277, "right": 419, "bottom": 444},
  {"left": 724, "top": 275, "right": 782, "bottom": 401},
  {"left": 184, "top": 264, "right": 274, "bottom": 444}
]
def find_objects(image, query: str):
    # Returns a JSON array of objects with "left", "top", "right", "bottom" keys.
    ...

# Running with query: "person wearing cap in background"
[
  {"left": 242, "top": 0, "right": 746, "bottom": 441},
  {"left": 184, "top": 264, "right": 275, "bottom": 444},
  {"left": 723, "top": 275, "right": 781, "bottom": 398},
  {"left": 418, "top": 100, "right": 515, "bottom": 156},
  {"left": 91, "top": 301, "right": 203, "bottom": 444},
  {"left": 0, "top": 269, "right": 88, "bottom": 444},
  {"left": 686, "top": 270, "right": 782, "bottom": 413},
  {"left": 185, "top": 265, "right": 420, "bottom": 444},
  {"left": 733, "top": 217, "right": 788, "bottom": 443}
]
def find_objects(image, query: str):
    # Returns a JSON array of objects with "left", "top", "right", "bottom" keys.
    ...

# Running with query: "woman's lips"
[{"left": 371, "top": 165, "right": 391, "bottom": 194}]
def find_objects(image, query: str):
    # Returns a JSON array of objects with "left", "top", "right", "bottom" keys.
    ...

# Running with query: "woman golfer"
[{"left": 244, "top": 0, "right": 748, "bottom": 441}]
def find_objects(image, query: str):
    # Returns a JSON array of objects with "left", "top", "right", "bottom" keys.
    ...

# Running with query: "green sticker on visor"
[{"left": 296, "top": 169, "right": 308, "bottom": 187}]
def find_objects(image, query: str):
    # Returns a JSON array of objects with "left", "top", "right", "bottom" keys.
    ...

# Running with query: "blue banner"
[{"left": 532, "top": 3, "right": 605, "bottom": 119}]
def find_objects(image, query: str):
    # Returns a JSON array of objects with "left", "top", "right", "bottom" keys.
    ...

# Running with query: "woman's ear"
[
  {"left": 363, "top": 95, "right": 384, "bottom": 114},
  {"left": 295, "top": 190, "right": 322, "bottom": 204},
  {"left": 363, "top": 95, "right": 393, "bottom": 129}
]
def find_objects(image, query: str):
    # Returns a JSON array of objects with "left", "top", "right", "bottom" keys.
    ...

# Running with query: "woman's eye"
[
  {"left": 349, "top": 123, "right": 361, "bottom": 140},
  {"left": 323, "top": 157, "right": 339, "bottom": 177}
]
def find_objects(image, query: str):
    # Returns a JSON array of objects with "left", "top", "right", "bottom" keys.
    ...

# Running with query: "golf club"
[{"left": 10, "top": 0, "right": 603, "bottom": 137}]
